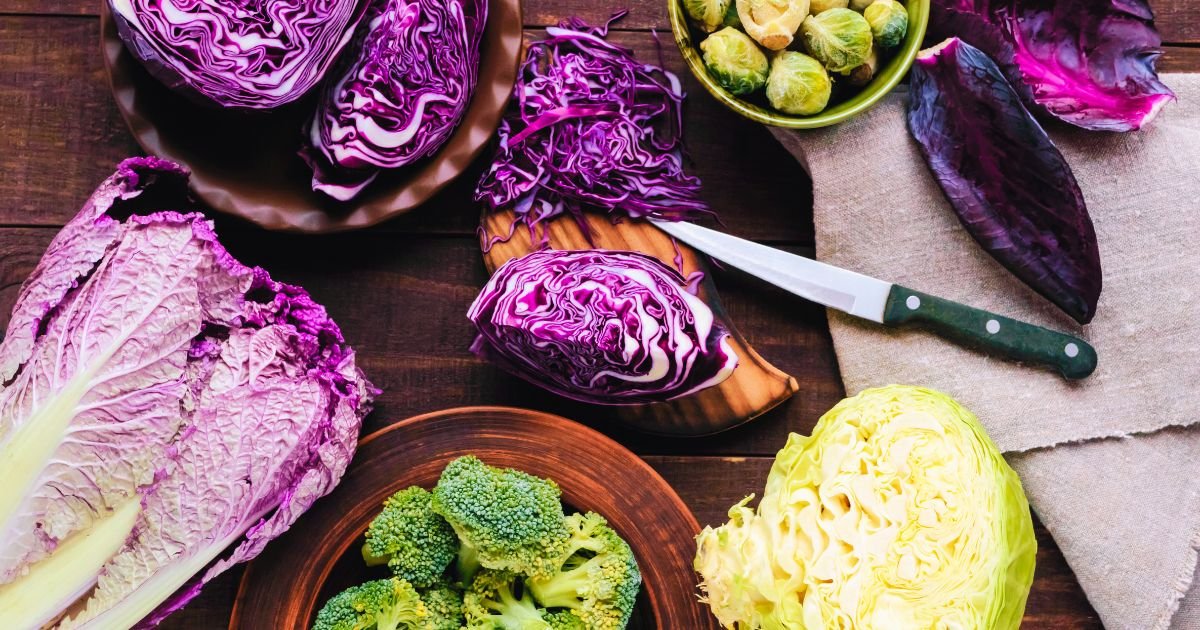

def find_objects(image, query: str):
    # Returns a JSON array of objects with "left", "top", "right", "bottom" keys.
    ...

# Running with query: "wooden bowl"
[
  {"left": 100, "top": 0, "right": 523, "bottom": 232},
  {"left": 230, "top": 407, "right": 718, "bottom": 629}
]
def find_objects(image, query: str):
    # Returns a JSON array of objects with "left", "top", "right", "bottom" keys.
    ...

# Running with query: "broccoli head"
[
  {"left": 542, "top": 610, "right": 587, "bottom": 629},
  {"left": 362, "top": 486, "right": 460, "bottom": 587},
  {"left": 419, "top": 581, "right": 465, "bottom": 630},
  {"left": 311, "top": 578, "right": 429, "bottom": 630},
  {"left": 526, "top": 512, "right": 641, "bottom": 630},
  {"left": 462, "top": 569, "right": 550, "bottom": 630},
  {"left": 431, "top": 456, "right": 570, "bottom": 579}
]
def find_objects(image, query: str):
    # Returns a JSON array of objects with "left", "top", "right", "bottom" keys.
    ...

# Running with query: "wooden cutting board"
[{"left": 480, "top": 210, "right": 798, "bottom": 436}]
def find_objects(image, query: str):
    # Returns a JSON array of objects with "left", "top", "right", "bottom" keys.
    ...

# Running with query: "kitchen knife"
[{"left": 652, "top": 219, "right": 1097, "bottom": 379}]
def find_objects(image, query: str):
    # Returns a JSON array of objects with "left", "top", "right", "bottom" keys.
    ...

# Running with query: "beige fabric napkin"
[{"left": 770, "top": 74, "right": 1200, "bottom": 629}]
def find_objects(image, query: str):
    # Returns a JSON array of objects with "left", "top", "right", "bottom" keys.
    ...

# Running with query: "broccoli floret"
[
  {"left": 362, "top": 486, "right": 460, "bottom": 587},
  {"left": 542, "top": 610, "right": 587, "bottom": 629},
  {"left": 431, "top": 456, "right": 570, "bottom": 579},
  {"left": 526, "top": 513, "right": 641, "bottom": 630},
  {"left": 311, "top": 578, "right": 429, "bottom": 630},
  {"left": 419, "top": 581, "right": 465, "bottom": 630},
  {"left": 462, "top": 569, "right": 550, "bottom": 630}
]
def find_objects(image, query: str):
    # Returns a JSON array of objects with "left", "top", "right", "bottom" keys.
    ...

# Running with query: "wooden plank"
[{"left": 1162, "top": 45, "right": 1200, "bottom": 72}]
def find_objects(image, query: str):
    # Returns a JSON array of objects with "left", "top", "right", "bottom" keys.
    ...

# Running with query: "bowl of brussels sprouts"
[{"left": 669, "top": 0, "right": 928, "bottom": 127}]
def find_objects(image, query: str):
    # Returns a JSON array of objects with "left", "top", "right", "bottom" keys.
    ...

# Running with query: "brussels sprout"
[
  {"left": 809, "top": 0, "right": 849, "bottom": 13},
  {"left": 721, "top": 1, "right": 742, "bottom": 28},
  {"left": 800, "top": 8, "right": 873, "bottom": 73},
  {"left": 684, "top": 0, "right": 734, "bottom": 33},
  {"left": 701, "top": 27, "right": 770, "bottom": 95},
  {"left": 848, "top": 0, "right": 873, "bottom": 10},
  {"left": 766, "top": 51, "right": 831, "bottom": 115},
  {"left": 736, "top": 0, "right": 810, "bottom": 50},
  {"left": 846, "top": 46, "right": 878, "bottom": 85},
  {"left": 864, "top": 0, "right": 908, "bottom": 47}
]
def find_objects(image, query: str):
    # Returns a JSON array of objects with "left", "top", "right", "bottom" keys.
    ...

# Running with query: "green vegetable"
[
  {"left": 735, "top": 0, "right": 810, "bottom": 50},
  {"left": 700, "top": 27, "right": 770, "bottom": 95},
  {"left": 800, "top": 7, "right": 873, "bottom": 72},
  {"left": 848, "top": 0, "right": 873, "bottom": 10},
  {"left": 721, "top": 1, "right": 742, "bottom": 28},
  {"left": 431, "top": 456, "right": 571, "bottom": 579},
  {"left": 362, "top": 487, "right": 460, "bottom": 587},
  {"left": 311, "top": 578, "right": 429, "bottom": 630},
  {"left": 809, "top": 0, "right": 848, "bottom": 12},
  {"left": 527, "top": 513, "right": 641, "bottom": 630},
  {"left": 864, "top": 0, "right": 908, "bottom": 47},
  {"left": 846, "top": 46, "right": 878, "bottom": 85},
  {"left": 462, "top": 570, "right": 549, "bottom": 629},
  {"left": 683, "top": 0, "right": 733, "bottom": 32},
  {"left": 766, "top": 51, "right": 832, "bottom": 115},
  {"left": 694, "top": 385, "right": 1037, "bottom": 629},
  {"left": 421, "top": 582, "right": 466, "bottom": 630}
]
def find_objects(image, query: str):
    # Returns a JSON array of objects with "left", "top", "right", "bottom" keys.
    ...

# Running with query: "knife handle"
[{"left": 882, "top": 285, "right": 1097, "bottom": 379}]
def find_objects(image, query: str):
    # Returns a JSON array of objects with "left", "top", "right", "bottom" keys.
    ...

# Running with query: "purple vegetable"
[
  {"left": 468, "top": 249, "right": 738, "bottom": 405},
  {"left": 475, "top": 14, "right": 710, "bottom": 246},
  {"left": 929, "top": 0, "right": 1174, "bottom": 131},
  {"left": 0, "top": 158, "right": 375, "bottom": 628},
  {"left": 301, "top": 0, "right": 488, "bottom": 201},
  {"left": 908, "top": 38, "right": 1102, "bottom": 324},
  {"left": 108, "top": 0, "right": 369, "bottom": 110}
]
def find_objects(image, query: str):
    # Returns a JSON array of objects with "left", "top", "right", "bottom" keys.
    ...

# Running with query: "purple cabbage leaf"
[
  {"left": 0, "top": 158, "right": 375, "bottom": 628},
  {"left": 929, "top": 0, "right": 1174, "bottom": 131},
  {"left": 108, "top": 0, "right": 369, "bottom": 109},
  {"left": 468, "top": 249, "right": 738, "bottom": 405},
  {"left": 908, "top": 38, "right": 1102, "bottom": 324},
  {"left": 302, "top": 0, "right": 488, "bottom": 201}
]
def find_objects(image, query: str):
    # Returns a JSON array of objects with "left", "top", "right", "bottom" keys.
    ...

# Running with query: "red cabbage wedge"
[
  {"left": 928, "top": 0, "right": 1173, "bottom": 131},
  {"left": 108, "top": 0, "right": 369, "bottom": 109},
  {"left": 907, "top": 38, "right": 1102, "bottom": 324},
  {"left": 302, "top": 0, "right": 489, "bottom": 201},
  {"left": 0, "top": 158, "right": 376, "bottom": 628},
  {"left": 468, "top": 249, "right": 738, "bottom": 405}
]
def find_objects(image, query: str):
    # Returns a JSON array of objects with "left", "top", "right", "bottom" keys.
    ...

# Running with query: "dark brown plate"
[
  {"left": 230, "top": 407, "right": 718, "bottom": 629},
  {"left": 100, "top": 0, "right": 523, "bottom": 233}
]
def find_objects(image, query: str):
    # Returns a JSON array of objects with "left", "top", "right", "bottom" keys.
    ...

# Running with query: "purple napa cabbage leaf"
[
  {"left": 468, "top": 249, "right": 738, "bottom": 405},
  {"left": 908, "top": 38, "right": 1102, "bottom": 324},
  {"left": 301, "top": 0, "right": 488, "bottom": 201},
  {"left": 0, "top": 158, "right": 375, "bottom": 628},
  {"left": 107, "top": 0, "right": 369, "bottom": 109},
  {"left": 928, "top": 0, "right": 1174, "bottom": 131}
]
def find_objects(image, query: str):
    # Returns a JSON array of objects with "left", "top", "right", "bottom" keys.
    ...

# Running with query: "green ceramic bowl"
[{"left": 669, "top": 0, "right": 929, "bottom": 128}]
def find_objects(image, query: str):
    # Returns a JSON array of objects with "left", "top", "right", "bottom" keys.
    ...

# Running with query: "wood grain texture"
[{"left": 232, "top": 408, "right": 717, "bottom": 630}]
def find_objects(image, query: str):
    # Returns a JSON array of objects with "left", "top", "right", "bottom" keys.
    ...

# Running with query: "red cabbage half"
[
  {"left": 301, "top": 0, "right": 488, "bottom": 201},
  {"left": 0, "top": 158, "right": 375, "bottom": 628},
  {"left": 468, "top": 249, "right": 738, "bottom": 405},
  {"left": 929, "top": 0, "right": 1174, "bottom": 131},
  {"left": 108, "top": 0, "right": 369, "bottom": 110},
  {"left": 908, "top": 38, "right": 1102, "bottom": 324}
]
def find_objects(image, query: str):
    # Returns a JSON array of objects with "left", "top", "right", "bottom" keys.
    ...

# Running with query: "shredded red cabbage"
[{"left": 475, "top": 14, "right": 711, "bottom": 246}]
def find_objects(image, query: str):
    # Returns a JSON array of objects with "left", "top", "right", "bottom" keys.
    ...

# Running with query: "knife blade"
[{"left": 652, "top": 219, "right": 1097, "bottom": 379}]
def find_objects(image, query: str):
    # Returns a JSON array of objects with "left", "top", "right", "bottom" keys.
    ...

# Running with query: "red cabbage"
[
  {"left": 468, "top": 249, "right": 738, "bottom": 405},
  {"left": 475, "top": 15, "right": 710, "bottom": 245},
  {"left": 301, "top": 0, "right": 488, "bottom": 201},
  {"left": 108, "top": 0, "right": 369, "bottom": 110},
  {"left": 929, "top": 0, "right": 1174, "bottom": 131},
  {"left": 908, "top": 38, "right": 1102, "bottom": 324}
]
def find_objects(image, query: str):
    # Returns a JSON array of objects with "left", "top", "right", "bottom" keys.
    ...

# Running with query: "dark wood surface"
[{"left": 2, "top": 0, "right": 1193, "bottom": 627}]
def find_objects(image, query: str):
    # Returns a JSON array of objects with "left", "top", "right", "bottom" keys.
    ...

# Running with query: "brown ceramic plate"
[
  {"left": 230, "top": 407, "right": 718, "bottom": 629},
  {"left": 100, "top": 1, "right": 523, "bottom": 233}
]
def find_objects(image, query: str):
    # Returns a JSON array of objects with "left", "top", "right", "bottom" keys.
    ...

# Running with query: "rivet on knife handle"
[{"left": 882, "top": 285, "right": 1098, "bottom": 379}]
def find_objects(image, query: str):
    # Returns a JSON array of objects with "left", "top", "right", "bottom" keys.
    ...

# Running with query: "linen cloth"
[{"left": 770, "top": 74, "right": 1200, "bottom": 629}]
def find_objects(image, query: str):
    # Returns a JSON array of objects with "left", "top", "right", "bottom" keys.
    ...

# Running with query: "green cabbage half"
[{"left": 694, "top": 385, "right": 1036, "bottom": 629}]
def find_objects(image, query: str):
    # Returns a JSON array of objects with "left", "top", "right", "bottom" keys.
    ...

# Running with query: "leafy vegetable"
[
  {"left": 694, "top": 385, "right": 1037, "bottom": 629},
  {"left": 0, "top": 157, "right": 375, "bottom": 628},
  {"left": 301, "top": 0, "right": 488, "bottom": 201},
  {"left": 800, "top": 8, "right": 874, "bottom": 73},
  {"left": 701, "top": 27, "right": 770, "bottom": 96},
  {"left": 766, "top": 52, "right": 832, "bottom": 115},
  {"left": 363, "top": 487, "right": 460, "bottom": 588},
  {"left": 312, "top": 578, "right": 429, "bottom": 630},
  {"left": 107, "top": 0, "right": 368, "bottom": 109},
  {"left": 908, "top": 38, "right": 1102, "bottom": 324},
  {"left": 810, "top": 0, "right": 850, "bottom": 14},
  {"left": 864, "top": 0, "right": 908, "bottom": 48},
  {"left": 468, "top": 249, "right": 739, "bottom": 405},
  {"left": 929, "top": 0, "right": 1174, "bottom": 131},
  {"left": 475, "top": 14, "right": 710, "bottom": 246},
  {"left": 684, "top": 0, "right": 734, "bottom": 32},
  {"left": 735, "top": 0, "right": 810, "bottom": 50}
]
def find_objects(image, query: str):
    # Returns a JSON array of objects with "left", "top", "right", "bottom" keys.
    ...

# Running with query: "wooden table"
[{"left": 1, "top": 1, "right": 1195, "bottom": 628}]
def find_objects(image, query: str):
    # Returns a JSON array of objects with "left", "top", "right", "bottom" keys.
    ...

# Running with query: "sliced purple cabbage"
[
  {"left": 475, "top": 14, "right": 710, "bottom": 246},
  {"left": 0, "top": 158, "right": 375, "bottom": 628},
  {"left": 108, "top": 0, "right": 369, "bottom": 110},
  {"left": 929, "top": 0, "right": 1174, "bottom": 131},
  {"left": 468, "top": 249, "right": 738, "bottom": 405},
  {"left": 301, "top": 0, "right": 488, "bottom": 201},
  {"left": 908, "top": 38, "right": 1102, "bottom": 324}
]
